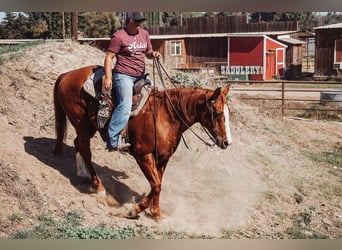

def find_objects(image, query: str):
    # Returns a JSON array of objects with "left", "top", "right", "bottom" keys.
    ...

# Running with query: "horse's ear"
[
  {"left": 222, "top": 84, "right": 230, "bottom": 96},
  {"left": 209, "top": 87, "right": 222, "bottom": 103}
]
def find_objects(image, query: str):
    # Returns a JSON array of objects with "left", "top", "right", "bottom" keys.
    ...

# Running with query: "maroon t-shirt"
[{"left": 107, "top": 28, "right": 152, "bottom": 77}]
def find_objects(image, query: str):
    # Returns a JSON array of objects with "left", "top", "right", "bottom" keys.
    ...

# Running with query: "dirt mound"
[{"left": 0, "top": 42, "right": 341, "bottom": 238}]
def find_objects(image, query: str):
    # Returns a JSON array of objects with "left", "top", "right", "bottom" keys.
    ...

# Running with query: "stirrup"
[
  {"left": 117, "top": 135, "right": 131, "bottom": 150},
  {"left": 106, "top": 135, "right": 130, "bottom": 152}
]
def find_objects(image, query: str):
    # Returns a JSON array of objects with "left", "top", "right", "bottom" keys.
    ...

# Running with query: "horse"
[{"left": 53, "top": 65, "right": 232, "bottom": 219}]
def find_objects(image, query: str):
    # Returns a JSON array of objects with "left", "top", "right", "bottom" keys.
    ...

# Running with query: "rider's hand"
[
  {"left": 152, "top": 51, "right": 161, "bottom": 59},
  {"left": 102, "top": 75, "right": 112, "bottom": 94}
]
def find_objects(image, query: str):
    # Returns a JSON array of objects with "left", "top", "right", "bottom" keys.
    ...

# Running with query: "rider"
[{"left": 103, "top": 12, "right": 161, "bottom": 151}]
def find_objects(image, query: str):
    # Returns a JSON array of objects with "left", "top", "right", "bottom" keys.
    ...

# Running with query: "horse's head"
[{"left": 202, "top": 84, "right": 232, "bottom": 149}]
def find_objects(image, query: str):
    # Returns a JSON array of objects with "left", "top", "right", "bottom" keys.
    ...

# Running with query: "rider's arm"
[{"left": 102, "top": 51, "right": 116, "bottom": 93}]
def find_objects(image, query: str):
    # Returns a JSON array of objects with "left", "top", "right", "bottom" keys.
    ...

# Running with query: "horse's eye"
[{"left": 215, "top": 111, "right": 222, "bottom": 118}]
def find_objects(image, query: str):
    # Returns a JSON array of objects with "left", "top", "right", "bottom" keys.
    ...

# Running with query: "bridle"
[
  {"left": 206, "top": 99, "right": 220, "bottom": 144},
  {"left": 152, "top": 58, "right": 220, "bottom": 148}
]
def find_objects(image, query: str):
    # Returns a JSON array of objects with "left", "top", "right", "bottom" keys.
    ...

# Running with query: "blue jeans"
[{"left": 107, "top": 73, "right": 140, "bottom": 149}]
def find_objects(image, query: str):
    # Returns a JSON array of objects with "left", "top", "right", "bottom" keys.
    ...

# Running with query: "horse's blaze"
[{"left": 223, "top": 105, "right": 232, "bottom": 145}]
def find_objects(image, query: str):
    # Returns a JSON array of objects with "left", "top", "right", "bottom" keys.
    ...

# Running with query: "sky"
[{"left": 0, "top": 12, "right": 21, "bottom": 22}]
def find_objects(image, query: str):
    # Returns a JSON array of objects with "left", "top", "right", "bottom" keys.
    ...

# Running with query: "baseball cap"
[{"left": 126, "top": 12, "right": 147, "bottom": 22}]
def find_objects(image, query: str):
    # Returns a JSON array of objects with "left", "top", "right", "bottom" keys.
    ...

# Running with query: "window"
[
  {"left": 171, "top": 41, "right": 182, "bottom": 55},
  {"left": 335, "top": 39, "right": 342, "bottom": 63}
]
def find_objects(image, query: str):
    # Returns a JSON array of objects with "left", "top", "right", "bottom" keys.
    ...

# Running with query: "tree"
[
  {"left": 296, "top": 12, "right": 319, "bottom": 31},
  {"left": 274, "top": 12, "right": 319, "bottom": 31},
  {"left": 144, "top": 12, "right": 163, "bottom": 28},
  {"left": 161, "top": 12, "right": 180, "bottom": 26},
  {"left": 15, "top": 13, "right": 30, "bottom": 38},
  {"left": 1, "top": 12, "right": 19, "bottom": 38},
  {"left": 161, "top": 12, "right": 205, "bottom": 27},
  {"left": 78, "top": 12, "right": 119, "bottom": 38},
  {"left": 249, "top": 12, "right": 319, "bottom": 31},
  {"left": 323, "top": 12, "right": 342, "bottom": 25},
  {"left": 249, "top": 12, "right": 277, "bottom": 22},
  {"left": 25, "top": 12, "right": 66, "bottom": 38},
  {"left": 0, "top": 12, "right": 33, "bottom": 39}
]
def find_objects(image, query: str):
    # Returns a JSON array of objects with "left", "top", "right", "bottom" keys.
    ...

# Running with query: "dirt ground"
[{"left": 0, "top": 41, "right": 341, "bottom": 238}]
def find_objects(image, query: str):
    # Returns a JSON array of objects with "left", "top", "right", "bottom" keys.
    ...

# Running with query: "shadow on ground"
[{"left": 23, "top": 136, "right": 144, "bottom": 204}]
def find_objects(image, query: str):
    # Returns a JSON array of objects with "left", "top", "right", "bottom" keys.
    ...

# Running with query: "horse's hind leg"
[
  {"left": 74, "top": 128, "right": 106, "bottom": 196},
  {"left": 75, "top": 137, "right": 91, "bottom": 179}
]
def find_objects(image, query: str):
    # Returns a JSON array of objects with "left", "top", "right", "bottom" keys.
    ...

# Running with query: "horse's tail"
[{"left": 53, "top": 73, "right": 67, "bottom": 156}]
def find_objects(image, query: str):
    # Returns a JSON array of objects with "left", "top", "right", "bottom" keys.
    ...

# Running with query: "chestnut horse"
[{"left": 53, "top": 65, "right": 232, "bottom": 219}]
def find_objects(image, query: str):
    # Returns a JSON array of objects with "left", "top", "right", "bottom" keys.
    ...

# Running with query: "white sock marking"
[{"left": 75, "top": 152, "right": 91, "bottom": 179}]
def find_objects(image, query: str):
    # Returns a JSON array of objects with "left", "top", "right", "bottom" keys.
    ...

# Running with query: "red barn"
[
  {"left": 223, "top": 35, "right": 287, "bottom": 80},
  {"left": 146, "top": 16, "right": 298, "bottom": 81},
  {"left": 150, "top": 34, "right": 288, "bottom": 81}
]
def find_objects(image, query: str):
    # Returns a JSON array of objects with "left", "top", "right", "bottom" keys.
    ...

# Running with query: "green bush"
[{"left": 171, "top": 72, "right": 202, "bottom": 87}]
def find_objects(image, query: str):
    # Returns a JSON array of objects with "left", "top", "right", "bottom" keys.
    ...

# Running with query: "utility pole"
[
  {"left": 71, "top": 12, "right": 78, "bottom": 41},
  {"left": 61, "top": 12, "right": 65, "bottom": 39}
]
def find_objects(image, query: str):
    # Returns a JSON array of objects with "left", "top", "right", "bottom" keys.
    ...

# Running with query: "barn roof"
[
  {"left": 277, "top": 35, "right": 305, "bottom": 45},
  {"left": 293, "top": 31, "right": 315, "bottom": 38},
  {"left": 314, "top": 22, "right": 342, "bottom": 30}
]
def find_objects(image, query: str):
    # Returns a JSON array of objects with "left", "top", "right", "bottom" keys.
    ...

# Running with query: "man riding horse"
[{"left": 102, "top": 12, "right": 161, "bottom": 151}]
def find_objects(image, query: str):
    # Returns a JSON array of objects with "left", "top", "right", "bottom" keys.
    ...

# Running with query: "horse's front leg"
[
  {"left": 149, "top": 162, "right": 167, "bottom": 219},
  {"left": 133, "top": 153, "right": 162, "bottom": 219}
]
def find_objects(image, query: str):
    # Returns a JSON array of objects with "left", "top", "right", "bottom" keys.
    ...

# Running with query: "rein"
[{"left": 152, "top": 58, "right": 217, "bottom": 148}]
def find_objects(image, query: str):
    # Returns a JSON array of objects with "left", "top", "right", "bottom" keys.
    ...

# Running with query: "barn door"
[
  {"left": 266, "top": 50, "right": 276, "bottom": 80},
  {"left": 276, "top": 48, "right": 285, "bottom": 77}
]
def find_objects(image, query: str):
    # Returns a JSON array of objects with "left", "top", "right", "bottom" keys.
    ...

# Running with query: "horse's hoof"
[
  {"left": 124, "top": 204, "right": 139, "bottom": 219},
  {"left": 124, "top": 214, "right": 139, "bottom": 220},
  {"left": 124, "top": 210, "right": 140, "bottom": 220},
  {"left": 149, "top": 210, "right": 165, "bottom": 222},
  {"left": 97, "top": 190, "right": 107, "bottom": 198},
  {"left": 153, "top": 215, "right": 165, "bottom": 222}
]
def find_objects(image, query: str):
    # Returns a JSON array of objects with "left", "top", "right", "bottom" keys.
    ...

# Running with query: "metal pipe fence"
[{"left": 220, "top": 79, "right": 342, "bottom": 117}]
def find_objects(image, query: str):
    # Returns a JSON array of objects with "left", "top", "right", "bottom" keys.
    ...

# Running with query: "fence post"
[
  {"left": 71, "top": 12, "right": 78, "bottom": 42},
  {"left": 281, "top": 81, "right": 285, "bottom": 117}
]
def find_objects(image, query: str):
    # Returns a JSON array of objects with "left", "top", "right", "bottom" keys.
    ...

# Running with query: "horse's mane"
[{"left": 157, "top": 87, "right": 208, "bottom": 123}]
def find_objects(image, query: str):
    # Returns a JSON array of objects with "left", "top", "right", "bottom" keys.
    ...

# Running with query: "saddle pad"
[
  {"left": 83, "top": 67, "right": 105, "bottom": 100},
  {"left": 131, "top": 85, "right": 152, "bottom": 117}
]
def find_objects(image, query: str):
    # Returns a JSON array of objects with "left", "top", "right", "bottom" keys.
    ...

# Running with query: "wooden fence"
[
  {"left": 221, "top": 80, "right": 342, "bottom": 117},
  {"left": 147, "top": 16, "right": 298, "bottom": 35}
]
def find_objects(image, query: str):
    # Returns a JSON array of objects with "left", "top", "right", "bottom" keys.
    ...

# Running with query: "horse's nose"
[{"left": 222, "top": 140, "right": 229, "bottom": 149}]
